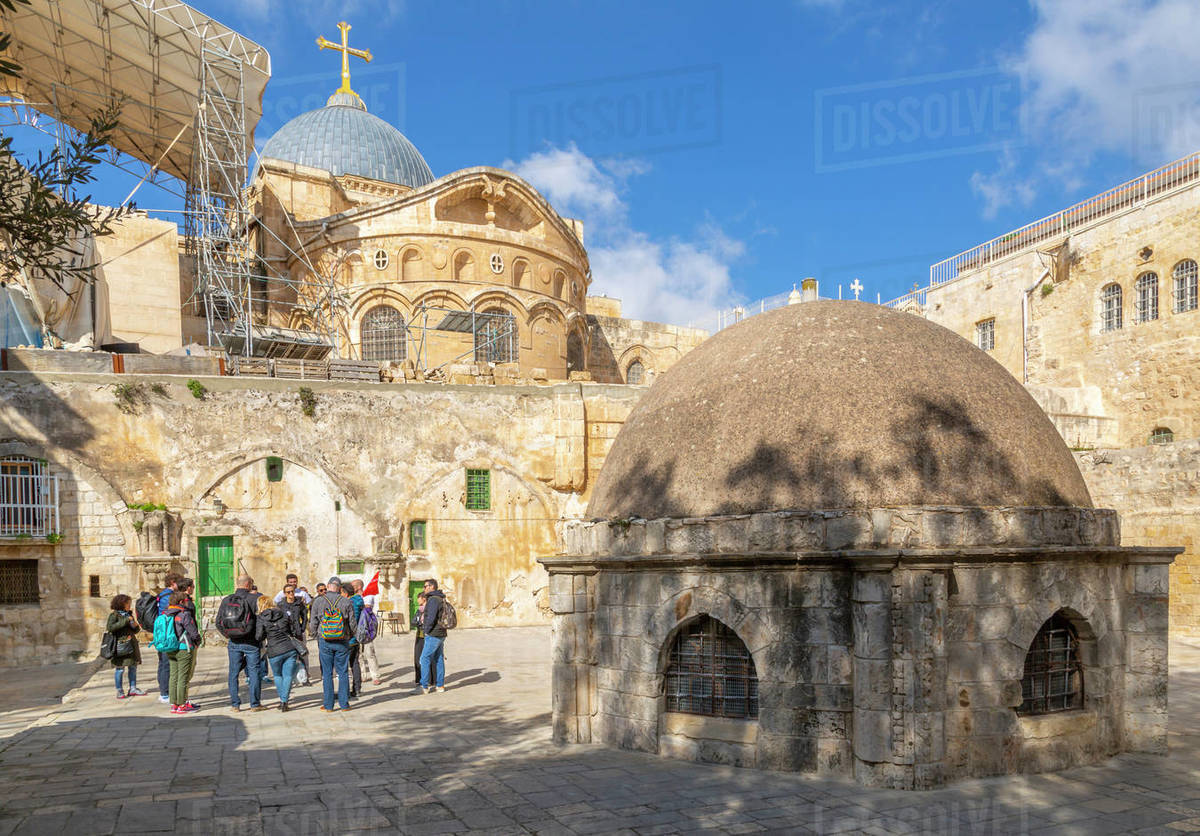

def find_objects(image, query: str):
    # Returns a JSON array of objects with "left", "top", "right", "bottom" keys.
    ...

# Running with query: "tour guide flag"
[{"left": 363, "top": 570, "right": 379, "bottom": 596}]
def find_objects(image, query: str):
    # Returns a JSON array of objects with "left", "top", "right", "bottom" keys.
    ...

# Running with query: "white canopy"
[{"left": 0, "top": 0, "right": 270, "bottom": 183}]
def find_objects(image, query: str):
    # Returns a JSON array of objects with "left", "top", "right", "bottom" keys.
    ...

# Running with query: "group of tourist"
[{"left": 103, "top": 571, "right": 452, "bottom": 715}]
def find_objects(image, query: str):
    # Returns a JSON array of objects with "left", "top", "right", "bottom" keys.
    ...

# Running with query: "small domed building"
[
  {"left": 246, "top": 83, "right": 592, "bottom": 378},
  {"left": 541, "top": 301, "right": 1177, "bottom": 789}
]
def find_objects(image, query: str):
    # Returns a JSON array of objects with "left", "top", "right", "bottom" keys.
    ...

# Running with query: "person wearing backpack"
[
  {"left": 309, "top": 577, "right": 355, "bottom": 711},
  {"left": 217, "top": 575, "right": 266, "bottom": 713},
  {"left": 139, "top": 572, "right": 180, "bottom": 704},
  {"left": 254, "top": 595, "right": 301, "bottom": 712},
  {"left": 159, "top": 591, "right": 202, "bottom": 714},
  {"left": 353, "top": 578, "right": 381, "bottom": 686},
  {"left": 342, "top": 583, "right": 364, "bottom": 698},
  {"left": 105, "top": 594, "right": 145, "bottom": 700},
  {"left": 419, "top": 579, "right": 454, "bottom": 694}
]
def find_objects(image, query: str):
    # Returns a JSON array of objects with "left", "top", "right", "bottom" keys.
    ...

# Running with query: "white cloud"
[
  {"left": 506, "top": 145, "right": 742, "bottom": 328},
  {"left": 971, "top": 0, "right": 1200, "bottom": 213}
]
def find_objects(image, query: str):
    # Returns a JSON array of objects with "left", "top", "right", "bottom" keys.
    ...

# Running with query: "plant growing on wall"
[
  {"left": 298, "top": 386, "right": 317, "bottom": 418},
  {"left": 113, "top": 382, "right": 146, "bottom": 414},
  {"left": 45, "top": 533, "right": 62, "bottom": 544},
  {"left": 187, "top": 379, "right": 208, "bottom": 400},
  {"left": 1041, "top": 283, "right": 1055, "bottom": 297}
]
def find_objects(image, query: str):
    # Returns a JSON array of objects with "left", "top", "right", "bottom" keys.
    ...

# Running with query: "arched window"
[
  {"left": 1019, "top": 612, "right": 1083, "bottom": 716},
  {"left": 567, "top": 331, "right": 585, "bottom": 372},
  {"left": 626, "top": 360, "right": 645, "bottom": 384},
  {"left": 552, "top": 270, "right": 566, "bottom": 299},
  {"left": 664, "top": 616, "right": 758, "bottom": 720},
  {"left": 1150, "top": 427, "right": 1174, "bottom": 445},
  {"left": 1173, "top": 260, "right": 1198, "bottom": 313},
  {"left": 401, "top": 248, "right": 422, "bottom": 282},
  {"left": 512, "top": 260, "right": 529, "bottom": 289},
  {"left": 1100, "top": 284, "right": 1122, "bottom": 332},
  {"left": 473, "top": 307, "right": 517, "bottom": 364},
  {"left": 360, "top": 306, "right": 406, "bottom": 362},
  {"left": 1135, "top": 272, "right": 1159, "bottom": 323}
]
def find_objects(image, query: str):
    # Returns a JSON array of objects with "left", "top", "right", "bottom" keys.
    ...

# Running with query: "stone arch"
[
  {"left": 400, "top": 246, "right": 423, "bottom": 282},
  {"left": 410, "top": 288, "right": 469, "bottom": 313},
  {"left": 184, "top": 447, "right": 360, "bottom": 520},
  {"left": 467, "top": 289, "right": 530, "bottom": 321},
  {"left": 1000, "top": 595, "right": 1109, "bottom": 692},
  {"left": 526, "top": 299, "right": 567, "bottom": 328},
  {"left": 343, "top": 249, "right": 366, "bottom": 284},
  {"left": 453, "top": 249, "right": 476, "bottom": 283},
  {"left": 349, "top": 286, "right": 412, "bottom": 320},
  {"left": 646, "top": 586, "right": 773, "bottom": 677}
]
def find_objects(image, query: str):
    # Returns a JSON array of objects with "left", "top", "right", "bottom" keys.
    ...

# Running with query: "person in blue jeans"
[
  {"left": 419, "top": 579, "right": 448, "bottom": 693},
  {"left": 154, "top": 573, "right": 181, "bottom": 703},
  {"left": 309, "top": 577, "right": 355, "bottom": 711},
  {"left": 221, "top": 576, "right": 265, "bottom": 712},
  {"left": 254, "top": 595, "right": 301, "bottom": 711}
]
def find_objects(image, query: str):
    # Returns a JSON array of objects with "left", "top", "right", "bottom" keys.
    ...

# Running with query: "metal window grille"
[
  {"left": 465, "top": 469, "right": 491, "bottom": 511},
  {"left": 1100, "top": 284, "right": 1123, "bottom": 332},
  {"left": 976, "top": 319, "right": 995, "bottom": 351},
  {"left": 473, "top": 309, "right": 517, "bottom": 364},
  {"left": 373, "top": 249, "right": 390, "bottom": 270},
  {"left": 490, "top": 253, "right": 504, "bottom": 274},
  {"left": 0, "top": 560, "right": 39, "bottom": 605},
  {"left": 1174, "top": 260, "right": 1198, "bottom": 313},
  {"left": 410, "top": 520, "right": 427, "bottom": 551},
  {"left": 361, "top": 306, "right": 407, "bottom": 362},
  {"left": 1135, "top": 272, "right": 1159, "bottom": 323},
  {"left": 626, "top": 360, "right": 645, "bottom": 385},
  {"left": 1150, "top": 427, "right": 1175, "bottom": 445},
  {"left": 1019, "top": 614, "right": 1083, "bottom": 715},
  {"left": 89, "top": 575, "right": 101, "bottom": 598},
  {"left": 664, "top": 616, "right": 759, "bottom": 719},
  {"left": 0, "top": 458, "right": 59, "bottom": 537}
]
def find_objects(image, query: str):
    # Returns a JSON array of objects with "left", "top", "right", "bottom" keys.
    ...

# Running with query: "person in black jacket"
[
  {"left": 418, "top": 579, "right": 448, "bottom": 694},
  {"left": 165, "top": 592, "right": 202, "bottom": 713},
  {"left": 255, "top": 596, "right": 302, "bottom": 711}
]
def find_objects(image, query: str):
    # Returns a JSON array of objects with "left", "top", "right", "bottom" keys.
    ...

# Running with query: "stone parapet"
[{"left": 561, "top": 508, "right": 1122, "bottom": 558}]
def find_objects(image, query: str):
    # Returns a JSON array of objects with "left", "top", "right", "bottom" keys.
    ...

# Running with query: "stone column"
[
  {"left": 1123, "top": 555, "right": 1172, "bottom": 753},
  {"left": 852, "top": 562, "right": 948, "bottom": 789},
  {"left": 549, "top": 569, "right": 596, "bottom": 743}
]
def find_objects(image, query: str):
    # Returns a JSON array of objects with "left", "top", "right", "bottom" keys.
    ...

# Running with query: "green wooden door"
[
  {"left": 408, "top": 580, "right": 427, "bottom": 626},
  {"left": 197, "top": 536, "right": 235, "bottom": 598}
]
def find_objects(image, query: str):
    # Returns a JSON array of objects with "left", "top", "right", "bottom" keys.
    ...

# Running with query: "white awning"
[{"left": 0, "top": 0, "right": 270, "bottom": 183}]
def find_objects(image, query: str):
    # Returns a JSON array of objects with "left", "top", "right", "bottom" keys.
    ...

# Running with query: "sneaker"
[
  {"left": 278, "top": 703, "right": 289, "bottom": 712},
  {"left": 127, "top": 688, "right": 147, "bottom": 697},
  {"left": 319, "top": 706, "right": 339, "bottom": 712},
  {"left": 436, "top": 686, "right": 446, "bottom": 693},
  {"left": 158, "top": 695, "right": 170, "bottom": 704},
  {"left": 229, "top": 706, "right": 241, "bottom": 713},
  {"left": 372, "top": 679, "right": 382, "bottom": 685},
  {"left": 250, "top": 705, "right": 269, "bottom": 712},
  {"left": 115, "top": 693, "right": 128, "bottom": 700},
  {"left": 170, "top": 705, "right": 183, "bottom": 715},
  {"left": 181, "top": 702, "right": 200, "bottom": 713},
  {"left": 421, "top": 687, "right": 431, "bottom": 695}
]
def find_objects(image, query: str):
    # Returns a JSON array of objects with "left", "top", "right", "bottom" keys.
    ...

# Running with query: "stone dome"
[
  {"left": 588, "top": 301, "right": 1092, "bottom": 519},
  {"left": 258, "top": 98, "right": 434, "bottom": 188}
]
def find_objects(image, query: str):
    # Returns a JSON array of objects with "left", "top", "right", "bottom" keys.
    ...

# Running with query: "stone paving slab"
[{"left": 0, "top": 629, "right": 1197, "bottom": 835}]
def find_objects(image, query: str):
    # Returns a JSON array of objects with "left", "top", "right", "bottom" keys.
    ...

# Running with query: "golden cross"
[{"left": 316, "top": 21, "right": 372, "bottom": 97}]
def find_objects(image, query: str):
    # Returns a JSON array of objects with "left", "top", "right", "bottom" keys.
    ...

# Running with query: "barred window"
[
  {"left": 465, "top": 469, "right": 491, "bottom": 511},
  {"left": 1, "top": 457, "right": 57, "bottom": 537},
  {"left": 0, "top": 559, "right": 39, "bottom": 605},
  {"left": 1019, "top": 613, "right": 1083, "bottom": 715},
  {"left": 976, "top": 318, "right": 995, "bottom": 351},
  {"left": 1100, "top": 284, "right": 1122, "bottom": 332},
  {"left": 89, "top": 575, "right": 101, "bottom": 598},
  {"left": 336, "top": 559, "right": 364, "bottom": 576},
  {"left": 664, "top": 616, "right": 759, "bottom": 720},
  {"left": 1174, "top": 260, "right": 1198, "bottom": 313},
  {"left": 1150, "top": 427, "right": 1174, "bottom": 445},
  {"left": 473, "top": 308, "right": 517, "bottom": 364},
  {"left": 361, "top": 306, "right": 406, "bottom": 362},
  {"left": 626, "top": 360, "right": 645, "bottom": 385},
  {"left": 1135, "top": 272, "right": 1159, "bottom": 323}
]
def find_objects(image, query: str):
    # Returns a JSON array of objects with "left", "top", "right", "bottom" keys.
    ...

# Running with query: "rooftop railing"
[{"left": 886, "top": 151, "right": 1200, "bottom": 309}]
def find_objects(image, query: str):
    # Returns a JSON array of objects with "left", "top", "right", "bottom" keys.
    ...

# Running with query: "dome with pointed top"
[{"left": 258, "top": 97, "right": 434, "bottom": 189}]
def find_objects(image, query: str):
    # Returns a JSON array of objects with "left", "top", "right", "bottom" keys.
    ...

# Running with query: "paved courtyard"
[{"left": 0, "top": 628, "right": 1198, "bottom": 835}]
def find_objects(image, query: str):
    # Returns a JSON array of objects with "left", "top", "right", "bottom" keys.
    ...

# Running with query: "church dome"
[
  {"left": 258, "top": 97, "right": 434, "bottom": 189},
  {"left": 587, "top": 301, "right": 1092, "bottom": 519}
]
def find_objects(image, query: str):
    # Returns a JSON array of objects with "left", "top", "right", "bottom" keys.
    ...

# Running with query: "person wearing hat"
[{"left": 308, "top": 577, "right": 355, "bottom": 711}]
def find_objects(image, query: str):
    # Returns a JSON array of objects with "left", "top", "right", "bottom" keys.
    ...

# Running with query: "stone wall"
[
  {"left": 544, "top": 510, "right": 1174, "bottom": 788},
  {"left": 93, "top": 214, "right": 184, "bottom": 354},
  {"left": 1077, "top": 441, "right": 1200, "bottom": 639},
  {"left": 0, "top": 373, "right": 640, "bottom": 664},
  {"left": 585, "top": 297, "right": 709, "bottom": 385}
]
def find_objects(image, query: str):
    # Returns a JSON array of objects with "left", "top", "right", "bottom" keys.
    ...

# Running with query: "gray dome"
[{"left": 258, "top": 100, "right": 434, "bottom": 188}]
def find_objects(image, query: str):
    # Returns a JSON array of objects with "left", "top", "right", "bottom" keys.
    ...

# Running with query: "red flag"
[{"left": 362, "top": 570, "right": 380, "bottom": 596}]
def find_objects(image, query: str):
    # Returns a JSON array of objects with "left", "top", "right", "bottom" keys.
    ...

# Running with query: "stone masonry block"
[
  {"left": 853, "top": 708, "right": 892, "bottom": 763},
  {"left": 825, "top": 512, "right": 870, "bottom": 550},
  {"left": 1133, "top": 564, "right": 1170, "bottom": 596}
]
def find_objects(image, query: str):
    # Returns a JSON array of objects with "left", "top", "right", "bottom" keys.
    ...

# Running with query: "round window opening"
[
  {"left": 490, "top": 253, "right": 505, "bottom": 274},
  {"left": 373, "top": 249, "right": 390, "bottom": 271}
]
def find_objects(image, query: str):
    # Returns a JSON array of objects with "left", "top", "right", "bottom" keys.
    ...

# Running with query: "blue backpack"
[{"left": 153, "top": 613, "right": 182, "bottom": 652}]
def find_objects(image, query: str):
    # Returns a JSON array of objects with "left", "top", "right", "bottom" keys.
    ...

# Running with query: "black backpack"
[
  {"left": 135, "top": 591, "right": 160, "bottom": 634},
  {"left": 216, "top": 593, "right": 256, "bottom": 640}
]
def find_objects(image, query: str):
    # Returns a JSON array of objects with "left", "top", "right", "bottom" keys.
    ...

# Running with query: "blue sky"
[{"left": 27, "top": 0, "right": 1200, "bottom": 328}]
